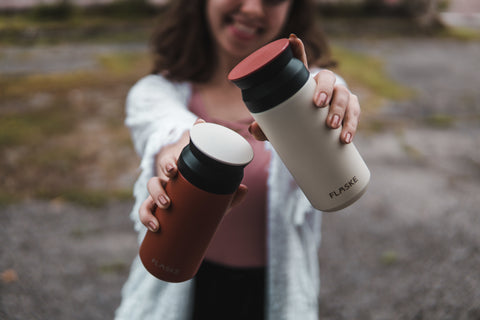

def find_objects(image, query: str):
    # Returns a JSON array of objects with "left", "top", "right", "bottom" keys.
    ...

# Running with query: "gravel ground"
[
  {"left": 1, "top": 37, "right": 480, "bottom": 319},
  {"left": 318, "top": 38, "right": 480, "bottom": 320},
  {"left": 0, "top": 200, "right": 137, "bottom": 320}
]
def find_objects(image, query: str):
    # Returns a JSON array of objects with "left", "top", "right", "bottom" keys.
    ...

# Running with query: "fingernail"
[
  {"left": 289, "top": 33, "right": 298, "bottom": 40},
  {"left": 159, "top": 195, "right": 169, "bottom": 206},
  {"left": 317, "top": 92, "right": 327, "bottom": 106},
  {"left": 345, "top": 132, "right": 352, "bottom": 144},
  {"left": 331, "top": 114, "right": 340, "bottom": 128},
  {"left": 148, "top": 221, "right": 158, "bottom": 232},
  {"left": 166, "top": 163, "right": 175, "bottom": 173}
]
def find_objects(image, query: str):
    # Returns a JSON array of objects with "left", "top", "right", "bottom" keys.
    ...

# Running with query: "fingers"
[
  {"left": 194, "top": 118, "right": 206, "bottom": 125},
  {"left": 139, "top": 195, "right": 160, "bottom": 232},
  {"left": 142, "top": 181, "right": 248, "bottom": 230},
  {"left": 327, "top": 84, "right": 350, "bottom": 130},
  {"left": 288, "top": 35, "right": 361, "bottom": 144},
  {"left": 154, "top": 124, "right": 194, "bottom": 183},
  {"left": 289, "top": 34, "right": 308, "bottom": 68},
  {"left": 142, "top": 119, "right": 207, "bottom": 233},
  {"left": 142, "top": 176, "right": 174, "bottom": 233},
  {"left": 230, "top": 184, "right": 248, "bottom": 208},
  {"left": 311, "top": 67, "right": 360, "bottom": 144},
  {"left": 340, "top": 93, "right": 360, "bottom": 144},
  {"left": 323, "top": 84, "right": 360, "bottom": 144},
  {"left": 313, "top": 69, "right": 337, "bottom": 108},
  {"left": 147, "top": 176, "right": 171, "bottom": 209},
  {"left": 156, "top": 153, "right": 178, "bottom": 186}
]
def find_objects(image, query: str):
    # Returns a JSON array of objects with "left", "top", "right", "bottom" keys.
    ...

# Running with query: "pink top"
[{"left": 188, "top": 90, "right": 270, "bottom": 268}]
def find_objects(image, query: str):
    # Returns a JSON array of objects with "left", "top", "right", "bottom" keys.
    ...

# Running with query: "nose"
[{"left": 240, "top": 0, "right": 265, "bottom": 16}]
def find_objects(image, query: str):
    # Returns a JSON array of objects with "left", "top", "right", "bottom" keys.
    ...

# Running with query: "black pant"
[{"left": 192, "top": 260, "right": 266, "bottom": 320}]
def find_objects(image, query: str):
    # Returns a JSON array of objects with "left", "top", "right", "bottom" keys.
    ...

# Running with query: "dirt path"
[
  {"left": 1, "top": 37, "right": 480, "bottom": 319},
  {"left": 0, "top": 200, "right": 137, "bottom": 320},
  {"left": 318, "top": 38, "right": 480, "bottom": 319}
]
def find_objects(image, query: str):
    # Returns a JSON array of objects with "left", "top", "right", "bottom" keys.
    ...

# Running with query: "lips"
[
  {"left": 233, "top": 20, "right": 257, "bottom": 36},
  {"left": 227, "top": 15, "right": 263, "bottom": 41}
]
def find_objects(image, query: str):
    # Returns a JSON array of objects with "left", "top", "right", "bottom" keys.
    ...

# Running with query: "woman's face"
[{"left": 206, "top": 0, "right": 293, "bottom": 65}]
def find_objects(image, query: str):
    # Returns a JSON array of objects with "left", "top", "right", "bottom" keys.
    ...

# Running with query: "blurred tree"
[
  {"left": 405, "top": 0, "right": 442, "bottom": 28},
  {"left": 28, "top": 0, "right": 75, "bottom": 21},
  {"left": 104, "top": 0, "right": 157, "bottom": 18},
  {"left": 364, "top": 0, "right": 442, "bottom": 28}
]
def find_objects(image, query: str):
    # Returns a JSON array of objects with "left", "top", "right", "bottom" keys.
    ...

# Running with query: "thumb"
[
  {"left": 289, "top": 33, "right": 308, "bottom": 69},
  {"left": 230, "top": 184, "right": 248, "bottom": 209}
]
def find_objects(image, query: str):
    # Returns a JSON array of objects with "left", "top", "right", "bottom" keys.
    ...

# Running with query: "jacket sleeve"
[
  {"left": 125, "top": 75, "right": 197, "bottom": 235},
  {"left": 125, "top": 75, "right": 197, "bottom": 158}
]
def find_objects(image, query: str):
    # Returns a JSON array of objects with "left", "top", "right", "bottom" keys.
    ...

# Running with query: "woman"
[{"left": 116, "top": 0, "right": 360, "bottom": 319}]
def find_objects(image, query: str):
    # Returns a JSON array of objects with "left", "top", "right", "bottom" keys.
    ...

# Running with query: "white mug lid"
[{"left": 190, "top": 122, "right": 254, "bottom": 166}]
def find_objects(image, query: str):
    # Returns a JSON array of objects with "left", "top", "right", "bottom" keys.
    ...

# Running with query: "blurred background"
[{"left": 1, "top": 0, "right": 479, "bottom": 319}]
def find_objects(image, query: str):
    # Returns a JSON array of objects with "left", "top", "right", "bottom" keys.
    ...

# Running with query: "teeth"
[{"left": 234, "top": 21, "right": 256, "bottom": 35}]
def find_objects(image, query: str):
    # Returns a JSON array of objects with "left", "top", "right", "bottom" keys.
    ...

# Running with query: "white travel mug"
[{"left": 228, "top": 38, "right": 370, "bottom": 212}]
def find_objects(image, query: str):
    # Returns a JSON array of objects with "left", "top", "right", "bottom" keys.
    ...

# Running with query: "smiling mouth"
[
  {"left": 233, "top": 20, "right": 257, "bottom": 36},
  {"left": 227, "top": 15, "right": 264, "bottom": 40}
]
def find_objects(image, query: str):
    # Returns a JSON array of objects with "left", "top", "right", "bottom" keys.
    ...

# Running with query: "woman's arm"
[{"left": 125, "top": 75, "right": 197, "bottom": 158}]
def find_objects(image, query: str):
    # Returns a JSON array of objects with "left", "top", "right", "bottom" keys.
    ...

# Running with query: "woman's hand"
[
  {"left": 139, "top": 119, "right": 248, "bottom": 233},
  {"left": 248, "top": 34, "right": 361, "bottom": 144}
]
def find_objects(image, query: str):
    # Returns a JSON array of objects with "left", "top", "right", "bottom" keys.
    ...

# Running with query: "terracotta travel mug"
[
  {"left": 139, "top": 122, "right": 254, "bottom": 282},
  {"left": 229, "top": 38, "right": 370, "bottom": 212}
]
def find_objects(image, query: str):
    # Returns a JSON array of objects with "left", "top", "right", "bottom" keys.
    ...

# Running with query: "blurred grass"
[
  {"left": 438, "top": 26, "right": 480, "bottom": 41},
  {"left": 2, "top": 1, "right": 452, "bottom": 206},
  {"left": 0, "top": 42, "right": 411, "bottom": 206},
  {"left": 424, "top": 113, "right": 456, "bottom": 128},
  {"left": 0, "top": 49, "right": 150, "bottom": 206},
  {"left": 0, "top": 0, "right": 157, "bottom": 45},
  {"left": 331, "top": 43, "right": 415, "bottom": 135},
  {"left": 0, "top": 105, "right": 75, "bottom": 146},
  {"left": 0, "top": 51, "right": 149, "bottom": 99},
  {"left": 332, "top": 45, "right": 414, "bottom": 106}
]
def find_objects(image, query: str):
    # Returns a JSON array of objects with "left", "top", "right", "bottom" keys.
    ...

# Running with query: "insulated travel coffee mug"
[
  {"left": 139, "top": 122, "right": 254, "bottom": 282},
  {"left": 228, "top": 38, "right": 370, "bottom": 212}
]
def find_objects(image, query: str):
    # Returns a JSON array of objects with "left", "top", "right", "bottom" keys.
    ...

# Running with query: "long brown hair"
[{"left": 151, "top": 0, "right": 335, "bottom": 82}]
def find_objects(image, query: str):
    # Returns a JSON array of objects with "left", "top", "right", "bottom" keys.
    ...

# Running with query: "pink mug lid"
[
  {"left": 228, "top": 38, "right": 290, "bottom": 81},
  {"left": 228, "top": 38, "right": 309, "bottom": 113}
]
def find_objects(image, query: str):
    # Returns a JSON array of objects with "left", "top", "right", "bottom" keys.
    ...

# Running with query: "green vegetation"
[
  {"left": 0, "top": 43, "right": 415, "bottom": 206},
  {"left": 1, "top": 1, "right": 449, "bottom": 206},
  {"left": 25, "top": 0, "right": 77, "bottom": 21},
  {"left": 0, "top": 50, "right": 150, "bottom": 206},
  {"left": 98, "top": 261, "right": 129, "bottom": 274},
  {"left": 439, "top": 26, "right": 480, "bottom": 42},
  {"left": 424, "top": 113, "right": 456, "bottom": 128},
  {"left": 332, "top": 44, "right": 414, "bottom": 112},
  {"left": 380, "top": 249, "right": 400, "bottom": 266},
  {"left": 1, "top": 0, "right": 160, "bottom": 21},
  {"left": 0, "top": 0, "right": 159, "bottom": 45}
]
